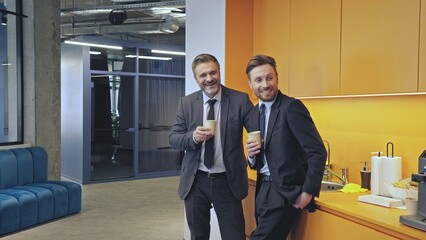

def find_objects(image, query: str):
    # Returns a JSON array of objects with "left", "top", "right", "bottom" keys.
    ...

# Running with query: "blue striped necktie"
[{"left": 257, "top": 104, "right": 266, "bottom": 169}]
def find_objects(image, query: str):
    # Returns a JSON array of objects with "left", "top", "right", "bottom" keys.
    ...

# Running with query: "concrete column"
[{"left": 23, "top": 0, "right": 61, "bottom": 179}]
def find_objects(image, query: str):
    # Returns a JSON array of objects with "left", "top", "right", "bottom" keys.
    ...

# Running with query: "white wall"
[
  {"left": 60, "top": 44, "right": 90, "bottom": 183},
  {"left": 185, "top": 0, "right": 226, "bottom": 95},
  {"left": 184, "top": 0, "right": 227, "bottom": 239}
]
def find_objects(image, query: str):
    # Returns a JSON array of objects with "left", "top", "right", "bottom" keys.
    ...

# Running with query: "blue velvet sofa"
[{"left": 0, "top": 147, "right": 82, "bottom": 236}]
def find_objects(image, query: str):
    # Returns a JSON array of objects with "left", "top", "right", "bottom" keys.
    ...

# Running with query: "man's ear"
[{"left": 247, "top": 79, "right": 253, "bottom": 90}]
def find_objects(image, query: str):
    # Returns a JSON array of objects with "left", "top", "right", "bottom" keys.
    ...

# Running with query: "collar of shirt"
[
  {"left": 202, "top": 87, "right": 222, "bottom": 104},
  {"left": 259, "top": 98, "right": 275, "bottom": 110}
]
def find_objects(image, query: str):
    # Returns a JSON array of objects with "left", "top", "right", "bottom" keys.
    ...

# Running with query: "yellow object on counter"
[{"left": 338, "top": 183, "right": 368, "bottom": 193}]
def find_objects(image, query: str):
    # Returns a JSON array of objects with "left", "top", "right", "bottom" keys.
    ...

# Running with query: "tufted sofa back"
[{"left": 0, "top": 147, "right": 48, "bottom": 189}]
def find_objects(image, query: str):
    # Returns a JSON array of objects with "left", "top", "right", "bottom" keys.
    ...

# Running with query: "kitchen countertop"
[
  {"left": 248, "top": 170, "right": 425, "bottom": 239},
  {"left": 316, "top": 191, "right": 425, "bottom": 239}
]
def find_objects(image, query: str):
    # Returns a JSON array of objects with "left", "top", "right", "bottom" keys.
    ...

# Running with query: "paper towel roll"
[
  {"left": 371, "top": 156, "right": 382, "bottom": 195},
  {"left": 379, "top": 156, "right": 402, "bottom": 197}
]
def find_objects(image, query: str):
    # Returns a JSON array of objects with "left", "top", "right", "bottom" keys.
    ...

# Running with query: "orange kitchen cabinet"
[
  {"left": 419, "top": 0, "right": 426, "bottom": 92},
  {"left": 288, "top": 210, "right": 398, "bottom": 240},
  {"left": 253, "top": 0, "right": 290, "bottom": 95},
  {"left": 243, "top": 179, "right": 403, "bottom": 240},
  {"left": 289, "top": 0, "right": 341, "bottom": 97},
  {"left": 340, "top": 0, "right": 419, "bottom": 95},
  {"left": 242, "top": 180, "right": 256, "bottom": 239}
]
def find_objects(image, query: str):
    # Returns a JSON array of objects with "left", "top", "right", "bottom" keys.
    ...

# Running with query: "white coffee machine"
[{"left": 400, "top": 150, "right": 426, "bottom": 231}]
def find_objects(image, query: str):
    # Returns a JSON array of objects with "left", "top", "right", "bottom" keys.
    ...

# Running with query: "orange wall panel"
[
  {"left": 225, "top": 0, "right": 253, "bottom": 95},
  {"left": 302, "top": 94, "right": 426, "bottom": 184}
]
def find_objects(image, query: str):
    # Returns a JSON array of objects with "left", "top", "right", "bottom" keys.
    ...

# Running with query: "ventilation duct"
[
  {"left": 61, "top": 17, "right": 179, "bottom": 36},
  {"left": 61, "top": 1, "right": 185, "bottom": 16}
]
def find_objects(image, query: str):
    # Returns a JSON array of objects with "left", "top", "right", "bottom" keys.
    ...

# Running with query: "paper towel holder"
[{"left": 387, "top": 142, "right": 394, "bottom": 158}]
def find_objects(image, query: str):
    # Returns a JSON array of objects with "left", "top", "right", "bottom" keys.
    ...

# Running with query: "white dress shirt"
[
  {"left": 197, "top": 89, "right": 225, "bottom": 173},
  {"left": 248, "top": 99, "right": 275, "bottom": 175}
]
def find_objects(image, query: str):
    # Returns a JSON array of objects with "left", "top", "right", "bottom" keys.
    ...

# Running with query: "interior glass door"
[
  {"left": 90, "top": 47, "right": 136, "bottom": 181},
  {"left": 90, "top": 74, "right": 135, "bottom": 180},
  {"left": 137, "top": 76, "right": 184, "bottom": 175},
  {"left": 136, "top": 53, "right": 185, "bottom": 175},
  {"left": 88, "top": 46, "right": 185, "bottom": 180}
]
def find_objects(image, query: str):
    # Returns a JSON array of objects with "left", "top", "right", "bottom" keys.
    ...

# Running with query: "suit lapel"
[
  {"left": 220, "top": 86, "right": 230, "bottom": 150},
  {"left": 265, "top": 92, "right": 282, "bottom": 148},
  {"left": 195, "top": 91, "right": 204, "bottom": 127}
]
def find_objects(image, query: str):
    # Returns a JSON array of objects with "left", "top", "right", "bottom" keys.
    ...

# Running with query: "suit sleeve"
[
  {"left": 287, "top": 99, "right": 327, "bottom": 197},
  {"left": 242, "top": 94, "right": 255, "bottom": 166},
  {"left": 242, "top": 94, "right": 255, "bottom": 129},
  {"left": 169, "top": 98, "right": 200, "bottom": 151}
]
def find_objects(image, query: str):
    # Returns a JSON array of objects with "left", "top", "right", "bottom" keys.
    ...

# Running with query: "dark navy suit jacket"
[
  {"left": 169, "top": 85, "right": 253, "bottom": 200},
  {"left": 247, "top": 91, "right": 327, "bottom": 203}
]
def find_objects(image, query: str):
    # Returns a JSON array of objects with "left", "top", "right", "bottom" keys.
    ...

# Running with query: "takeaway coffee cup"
[
  {"left": 405, "top": 197, "right": 418, "bottom": 215},
  {"left": 248, "top": 131, "right": 261, "bottom": 145},
  {"left": 204, "top": 120, "right": 217, "bottom": 135}
]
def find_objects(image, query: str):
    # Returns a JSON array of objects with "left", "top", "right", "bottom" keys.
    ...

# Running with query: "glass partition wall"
[
  {"left": 0, "top": 0, "right": 23, "bottom": 145},
  {"left": 89, "top": 46, "right": 184, "bottom": 181}
]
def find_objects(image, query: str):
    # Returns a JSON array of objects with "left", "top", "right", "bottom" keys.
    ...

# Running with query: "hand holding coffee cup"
[
  {"left": 246, "top": 131, "right": 262, "bottom": 158},
  {"left": 203, "top": 120, "right": 217, "bottom": 135},
  {"left": 248, "top": 131, "right": 261, "bottom": 145}
]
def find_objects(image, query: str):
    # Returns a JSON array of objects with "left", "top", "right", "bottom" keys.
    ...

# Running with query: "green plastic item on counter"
[{"left": 338, "top": 183, "right": 368, "bottom": 193}]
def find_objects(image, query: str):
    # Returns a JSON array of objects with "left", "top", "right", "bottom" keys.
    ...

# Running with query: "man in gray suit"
[
  {"left": 169, "top": 53, "right": 253, "bottom": 240},
  {"left": 245, "top": 54, "right": 327, "bottom": 239}
]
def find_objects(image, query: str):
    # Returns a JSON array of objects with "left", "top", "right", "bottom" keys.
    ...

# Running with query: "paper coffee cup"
[
  {"left": 405, "top": 197, "right": 418, "bottom": 215},
  {"left": 248, "top": 131, "right": 261, "bottom": 145},
  {"left": 204, "top": 120, "right": 217, "bottom": 135}
]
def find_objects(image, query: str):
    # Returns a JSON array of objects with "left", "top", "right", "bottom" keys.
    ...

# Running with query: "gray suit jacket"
[
  {"left": 169, "top": 86, "right": 253, "bottom": 200},
  {"left": 247, "top": 91, "right": 327, "bottom": 203}
]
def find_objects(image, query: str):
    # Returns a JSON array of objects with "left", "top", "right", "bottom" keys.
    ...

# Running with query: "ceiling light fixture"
[
  {"left": 64, "top": 40, "right": 123, "bottom": 50},
  {"left": 152, "top": 49, "right": 185, "bottom": 56},
  {"left": 125, "top": 55, "right": 172, "bottom": 61},
  {"left": 90, "top": 51, "right": 102, "bottom": 55},
  {"left": 151, "top": 7, "right": 180, "bottom": 15}
]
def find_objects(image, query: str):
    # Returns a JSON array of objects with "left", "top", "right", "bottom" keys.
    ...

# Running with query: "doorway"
[{"left": 89, "top": 47, "right": 184, "bottom": 181}]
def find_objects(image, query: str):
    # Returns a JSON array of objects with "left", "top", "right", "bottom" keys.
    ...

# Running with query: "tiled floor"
[{"left": 2, "top": 177, "right": 184, "bottom": 240}]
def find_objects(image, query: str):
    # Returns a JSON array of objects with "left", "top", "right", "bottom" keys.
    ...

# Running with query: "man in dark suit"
[
  {"left": 245, "top": 54, "right": 327, "bottom": 239},
  {"left": 169, "top": 53, "right": 253, "bottom": 240}
]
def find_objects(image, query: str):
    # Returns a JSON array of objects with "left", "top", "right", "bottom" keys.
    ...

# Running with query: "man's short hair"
[
  {"left": 245, "top": 54, "right": 277, "bottom": 77},
  {"left": 192, "top": 53, "right": 220, "bottom": 75}
]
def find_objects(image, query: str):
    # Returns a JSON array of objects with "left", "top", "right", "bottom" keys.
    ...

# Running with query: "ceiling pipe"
[
  {"left": 61, "top": 16, "right": 163, "bottom": 27},
  {"left": 61, "top": 17, "right": 179, "bottom": 36},
  {"left": 61, "top": 0, "right": 185, "bottom": 16}
]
